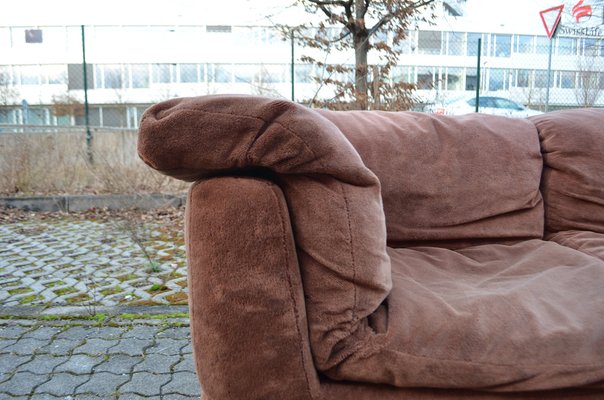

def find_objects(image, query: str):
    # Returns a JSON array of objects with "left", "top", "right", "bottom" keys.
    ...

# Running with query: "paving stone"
[
  {"left": 161, "top": 371, "right": 201, "bottom": 397},
  {"left": 40, "top": 338, "right": 84, "bottom": 355},
  {"left": 0, "top": 325, "right": 30, "bottom": 339},
  {"left": 21, "top": 326, "right": 63, "bottom": 340},
  {"left": 87, "top": 326, "right": 124, "bottom": 340},
  {"left": 119, "top": 372, "right": 171, "bottom": 396},
  {"left": 0, "top": 371, "right": 49, "bottom": 396},
  {"left": 54, "top": 326, "right": 94, "bottom": 341},
  {"left": 20, "top": 355, "right": 69, "bottom": 375},
  {"left": 162, "top": 394, "right": 199, "bottom": 400},
  {"left": 94, "top": 354, "right": 142, "bottom": 375},
  {"left": 146, "top": 338, "right": 185, "bottom": 356},
  {"left": 0, "top": 354, "right": 32, "bottom": 379},
  {"left": 74, "top": 338, "right": 117, "bottom": 355},
  {"left": 34, "top": 372, "right": 89, "bottom": 396},
  {"left": 74, "top": 371, "right": 129, "bottom": 396},
  {"left": 173, "top": 355, "right": 196, "bottom": 373},
  {"left": 121, "top": 325, "right": 162, "bottom": 340},
  {"left": 109, "top": 338, "right": 151, "bottom": 357},
  {"left": 0, "top": 338, "right": 19, "bottom": 352},
  {"left": 4, "top": 337, "right": 51, "bottom": 355},
  {"left": 54, "top": 354, "right": 105, "bottom": 375},
  {"left": 133, "top": 353, "right": 180, "bottom": 374},
  {"left": 157, "top": 327, "right": 191, "bottom": 339}
]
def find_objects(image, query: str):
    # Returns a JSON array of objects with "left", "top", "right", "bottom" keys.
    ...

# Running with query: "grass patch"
[
  {"left": 44, "top": 280, "right": 66, "bottom": 288},
  {"left": 149, "top": 283, "right": 168, "bottom": 292},
  {"left": 19, "top": 294, "right": 45, "bottom": 304},
  {"left": 8, "top": 287, "right": 33, "bottom": 295},
  {"left": 65, "top": 293, "right": 92, "bottom": 304},
  {"left": 53, "top": 287, "right": 78, "bottom": 296},
  {"left": 165, "top": 292, "right": 188, "bottom": 305},
  {"left": 99, "top": 286, "right": 123, "bottom": 296}
]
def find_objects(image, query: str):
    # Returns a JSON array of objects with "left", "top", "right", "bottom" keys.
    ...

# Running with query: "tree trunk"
[{"left": 354, "top": 0, "right": 369, "bottom": 109}]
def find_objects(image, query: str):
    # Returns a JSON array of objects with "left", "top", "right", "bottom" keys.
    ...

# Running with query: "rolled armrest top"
[{"left": 138, "top": 94, "right": 376, "bottom": 186}]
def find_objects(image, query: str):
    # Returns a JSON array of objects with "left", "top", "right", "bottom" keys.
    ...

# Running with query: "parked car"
[{"left": 429, "top": 96, "right": 543, "bottom": 118}]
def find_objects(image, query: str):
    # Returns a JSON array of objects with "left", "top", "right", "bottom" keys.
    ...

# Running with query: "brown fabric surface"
[
  {"left": 321, "top": 380, "right": 604, "bottom": 399},
  {"left": 530, "top": 108, "right": 604, "bottom": 235},
  {"left": 318, "top": 110, "right": 544, "bottom": 246},
  {"left": 547, "top": 230, "right": 604, "bottom": 261},
  {"left": 139, "top": 94, "right": 391, "bottom": 371},
  {"left": 326, "top": 240, "right": 604, "bottom": 391},
  {"left": 186, "top": 177, "right": 318, "bottom": 400}
]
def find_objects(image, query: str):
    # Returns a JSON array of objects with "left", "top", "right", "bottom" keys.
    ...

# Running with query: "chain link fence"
[{"left": 1, "top": 25, "right": 603, "bottom": 130}]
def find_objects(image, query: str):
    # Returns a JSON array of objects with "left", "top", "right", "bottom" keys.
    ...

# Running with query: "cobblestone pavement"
[
  {"left": 0, "top": 313, "right": 202, "bottom": 399},
  {"left": 0, "top": 214, "right": 188, "bottom": 307}
]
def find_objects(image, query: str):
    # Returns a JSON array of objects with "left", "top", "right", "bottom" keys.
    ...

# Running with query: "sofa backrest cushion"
[
  {"left": 138, "top": 95, "right": 391, "bottom": 371},
  {"left": 530, "top": 108, "right": 604, "bottom": 235},
  {"left": 318, "top": 110, "right": 544, "bottom": 247}
]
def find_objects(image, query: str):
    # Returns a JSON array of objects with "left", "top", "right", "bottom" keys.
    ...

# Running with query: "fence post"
[
  {"left": 475, "top": 37, "right": 481, "bottom": 113},
  {"left": 291, "top": 30, "right": 295, "bottom": 101},
  {"left": 81, "top": 25, "right": 93, "bottom": 164},
  {"left": 545, "top": 35, "right": 554, "bottom": 112}
]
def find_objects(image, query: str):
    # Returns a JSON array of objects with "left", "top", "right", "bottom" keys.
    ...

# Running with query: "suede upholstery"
[{"left": 138, "top": 95, "right": 604, "bottom": 400}]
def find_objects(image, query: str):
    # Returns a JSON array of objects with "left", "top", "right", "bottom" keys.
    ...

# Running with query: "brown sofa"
[{"left": 138, "top": 95, "right": 604, "bottom": 400}]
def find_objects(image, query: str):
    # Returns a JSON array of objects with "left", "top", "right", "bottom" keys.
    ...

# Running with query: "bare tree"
[
  {"left": 281, "top": 0, "right": 436, "bottom": 110},
  {"left": 574, "top": 45, "right": 603, "bottom": 107}
]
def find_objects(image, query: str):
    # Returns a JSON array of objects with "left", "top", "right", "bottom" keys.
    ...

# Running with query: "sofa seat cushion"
[
  {"left": 548, "top": 230, "right": 604, "bottom": 262},
  {"left": 326, "top": 240, "right": 604, "bottom": 392}
]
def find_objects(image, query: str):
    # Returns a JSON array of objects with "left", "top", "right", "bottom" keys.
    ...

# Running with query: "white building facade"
[{"left": 1, "top": 0, "right": 602, "bottom": 128}]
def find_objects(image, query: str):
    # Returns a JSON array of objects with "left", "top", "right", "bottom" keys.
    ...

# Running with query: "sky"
[{"left": 0, "top": 0, "right": 595, "bottom": 34}]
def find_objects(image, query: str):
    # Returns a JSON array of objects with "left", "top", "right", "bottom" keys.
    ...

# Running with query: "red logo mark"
[{"left": 572, "top": 0, "right": 592, "bottom": 22}]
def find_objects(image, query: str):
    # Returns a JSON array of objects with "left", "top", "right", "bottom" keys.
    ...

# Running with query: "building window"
[
  {"left": 465, "top": 68, "right": 477, "bottom": 90},
  {"left": 153, "top": 64, "right": 175, "bottom": 84},
  {"left": 102, "top": 106, "right": 128, "bottom": 127},
  {"left": 233, "top": 64, "right": 255, "bottom": 84},
  {"left": 418, "top": 31, "right": 442, "bottom": 55},
  {"left": 493, "top": 34, "right": 511, "bottom": 57},
  {"left": 534, "top": 70, "right": 549, "bottom": 88},
  {"left": 46, "top": 65, "right": 66, "bottom": 85},
  {"left": 580, "top": 37, "right": 600, "bottom": 56},
  {"left": 445, "top": 67, "right": 463, "bottom": 90},
  {"left": 488, "top": 68, "right": 506, "bottom": 91},
  {"left": 466, "top": 33, "right": 485, "bottom": 56},
  {"left": 515, "top": 69, "right": 530, "bottom": 88},
  {"left": 535, "top": 36, "right": 550, "bottom": 54},
  {"left": 447, "top": 32, "right": 464, "bottom": 56},
  {"left": 209, "top": 64, "right": 233, "bottom": 83},
  {"left": 391, "top": 66, "right": 411, "bottom": 83},
  {"left": 18, "top": 65, "right": 41, "bottom": 85},
  {"left": 103, "top": 64, "right": 123, "bottom": 89},
  {"left": 295, "top": 64, "right": 314, "bottom": 84},
  {"left": 131, "top": 64, "right": 150, "bottom": 88},
  {"left": 416, "top": 67, "right": 435, "bottom": 89},
  {"left": 206, "top": 25, "right": 232, "bottom": 33},
  {"left": 179, "top": 64, "right": 199, "bottom": 83},
  {"left": 557, "top": 37, "right": 577, "bottom": 56},
  {"left": 515, "top": 35, "right": 534, "bottom": 53},
  {"left": 557, "top": 71, "right": 575, "bottom": 89}
]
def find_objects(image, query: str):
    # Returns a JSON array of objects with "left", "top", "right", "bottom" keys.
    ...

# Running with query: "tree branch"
[
  {"left": 307, "top": 0, "right": 351, "bottom": 6},
  {"left": 368, "top": 0, "right": 435, "bottom": 37}
]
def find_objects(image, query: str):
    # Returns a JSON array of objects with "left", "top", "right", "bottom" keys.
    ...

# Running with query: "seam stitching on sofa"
[
  {"left": 340, "top": 184, "right": 359, "bottom": 328},
  {"left": 268, "top": 182, "right": 316, "bottom": 400}
]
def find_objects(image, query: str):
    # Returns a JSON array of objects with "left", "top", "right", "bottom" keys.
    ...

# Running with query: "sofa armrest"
[
  {"left": 139, "top": 95, "right": 392, "bottom": 372},
  {"left": 186, "top": 176, "right": 319, "bottom": 400}
]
